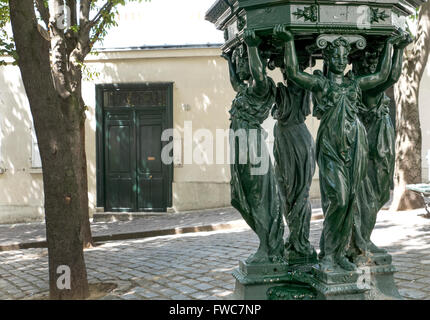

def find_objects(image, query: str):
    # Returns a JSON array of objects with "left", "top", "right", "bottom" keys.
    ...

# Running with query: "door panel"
[
  {"left": 104, "top": 110, "right": 136, "bottom": 211},
  {"left": 139, "top": 124, "right": 162, "bottom": 173},
  {"left": 136, "top": 112, "right": 165, "bottom": 211},
  {"left": 108, "top": 126, "right": 131, "bottom": 172}
]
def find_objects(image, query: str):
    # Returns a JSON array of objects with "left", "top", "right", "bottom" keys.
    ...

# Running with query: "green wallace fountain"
[{"left": 206, "top": 0, "right": 425, "bottom": 300}]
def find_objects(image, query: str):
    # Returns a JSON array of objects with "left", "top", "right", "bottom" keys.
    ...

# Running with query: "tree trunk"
[
  {"left": 391, "top": 2, "right": 430, "bottom": 211},
  {"left": 43, "top": 95, "right": 90, "bottom": 299},
  {"left": 9, "top": 0, "right": 90, "bottom": 299}
]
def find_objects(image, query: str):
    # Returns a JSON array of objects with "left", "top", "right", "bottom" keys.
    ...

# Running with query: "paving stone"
[
  {"left": 398, "top": 281, "right": 427, "bottom": 290},
  {"left": 194, "top": 283, "right": 214, "bottom": 291},
  {"left": 181, "top": 279, "right": 200, "bottom": 286},
  {"left": 412, "top": 270, "right": 430, "bottom": 277},
  {"left": 159, "top": 288, "right": 179, "bottom": 296},
  {"left": 393, "top": 262, "right": 420, "bottom": 269},
  {"left": 399, "top": 288, "right": 428, "bottom": 300},
  {"left": 138, "top": 289, "right": 160, "bottom": 299},
  {"left": 394, "top": 273, "right": 424, "bottom": 281},
  {"left": 415, "top": 278, "right": 430, "bottom": 285},
  {"left": 171, "top": 294, "right": 191, "bottom": 300},
  {"left": 190, "top": 292, "right": 211, "bottom": 299},
  {"left": 117, "top": 274, "right": 133, "bottom": 281},
  {"left": 174, "top": 285, "right": 197, "bottom": 295}
]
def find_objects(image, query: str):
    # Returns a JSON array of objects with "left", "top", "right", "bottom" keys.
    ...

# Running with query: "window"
[
  {"left": 31, "top": 128, "right": 42, "bottom": 168},
  {"left": 103, "top": 87, "right": 168, "bottom": 108}
]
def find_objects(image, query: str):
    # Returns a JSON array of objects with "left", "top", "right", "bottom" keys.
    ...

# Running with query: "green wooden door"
[
  {"left": 99, "top": 83, "right": 173, "bottom": 212},
  {"left": 104, "top": 109, "right": 137, "bottom": 212}
]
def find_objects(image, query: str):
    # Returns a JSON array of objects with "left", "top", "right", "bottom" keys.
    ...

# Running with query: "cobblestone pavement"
[
  {"left": 0, "top": 209, "right": 430, "bottom": 300},
  {"left": 0, "top": 207, "right": 243, "bottom": 247}
]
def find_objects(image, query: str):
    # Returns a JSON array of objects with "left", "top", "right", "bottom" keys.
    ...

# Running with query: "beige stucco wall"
[
  {"left": 419, "top": 63, "right": 430, "bottom": 183},
  {"left": 0, "top": 46, "right": 429, "bottom": 223},
  {"left": 0, "top": 63, "right": 44, "bottom": 223}
]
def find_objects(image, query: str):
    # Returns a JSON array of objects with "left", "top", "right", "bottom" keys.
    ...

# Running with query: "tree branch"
[
  {"left": 34, "top": 0, "right": 50, "bottom": 27},
  {"left": 49, "top": 0, "right": 71, "bottom": 99},
  {"left": 79, "top": 0, "right": 91, "bottom": 27},
  {"left": 90, "top": 1, "right": 114, "bottom": 27},
  {"left": 37, "top": 22, "right": 51, "bottom": 41},
  {"left": 75, "top": 0, "right": 116, "bottom": 60},
  {"left": 87, "top": 17, "right": 110, "bottom": 50},
  {"left": 66, "top": 0, "right": 77, "bottom": 27},
  {"left": 9, "top": 0, "right": 52, "bottom": 89}
]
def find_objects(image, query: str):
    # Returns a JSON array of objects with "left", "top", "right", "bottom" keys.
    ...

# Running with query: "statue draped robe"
[
  {"left": 272, "top": 82, "right": 317, "bottom": 260},
  {"left": 229, "top": 78, "right": 285, "bottom": 262},
  {"left": 358, "top": 92, "right": 395, "bottom": 245},
  {"left": 313, "top": 71, "right": 368, "bottom": 260}
]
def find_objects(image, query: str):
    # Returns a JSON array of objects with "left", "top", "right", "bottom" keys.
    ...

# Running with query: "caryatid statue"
[
  {"left": 223, "top": 29, "right": 285, "bottom": 265},
  {"left": 274, "top": 24, "right": 403, "bottom": 271},
  {"left": 270, "top": 52, "right": 318, "bottom": 265},
  {"left": 352, "top": 31, "right": 413, "bottom": 256}
]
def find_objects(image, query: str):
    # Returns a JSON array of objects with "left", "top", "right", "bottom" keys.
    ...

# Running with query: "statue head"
[
  {"left": 232, "top": 44, "right": 251, "bottom": 81},
  {"left": 352, "top": 46, "right": 384, "bottom": 75},
  {"left": 322, "top": 37, "right": 351, "bottom": 75}
]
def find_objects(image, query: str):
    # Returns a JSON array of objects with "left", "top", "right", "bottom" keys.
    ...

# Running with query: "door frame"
[{"left": 96, "top": 82, "right": 174, "bottom": 211}]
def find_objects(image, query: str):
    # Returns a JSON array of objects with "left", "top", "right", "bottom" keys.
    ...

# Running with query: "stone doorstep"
[
  {"left": 92, "top": 206, "right": 237, "bottom": 222},
  {"left": 92, "top": 212, "right": 171, "bottom": 223},
  {"left": 94, "top": 211, "right": 324, "bottom": 223}
]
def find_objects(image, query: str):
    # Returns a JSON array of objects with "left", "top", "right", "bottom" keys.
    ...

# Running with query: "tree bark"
[
  {"left": 9, "top": 0, "right": 90, "bottom": 299},
  {"left": 44, "top": 95, "right": 90, "bottom": 299},
  {"left": 391, "top": 2, "right": 430, "bottom": 211}
]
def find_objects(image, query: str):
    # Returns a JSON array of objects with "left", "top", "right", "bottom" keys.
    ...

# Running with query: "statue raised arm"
[
  {"left": 222, "top": 51, "right": 242, "bottom": 93},
  {"left": 273, "top": 25, "right": 322, "bottom": 94},
  {"left": 367, "top": 31, "right": 412, "bottom": 94},
  {"left": 242, "top": 29, "right": 270, "bottom": 97},
  {"left": 356, "top": 34, "right": 399, "bottom": 91}
]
